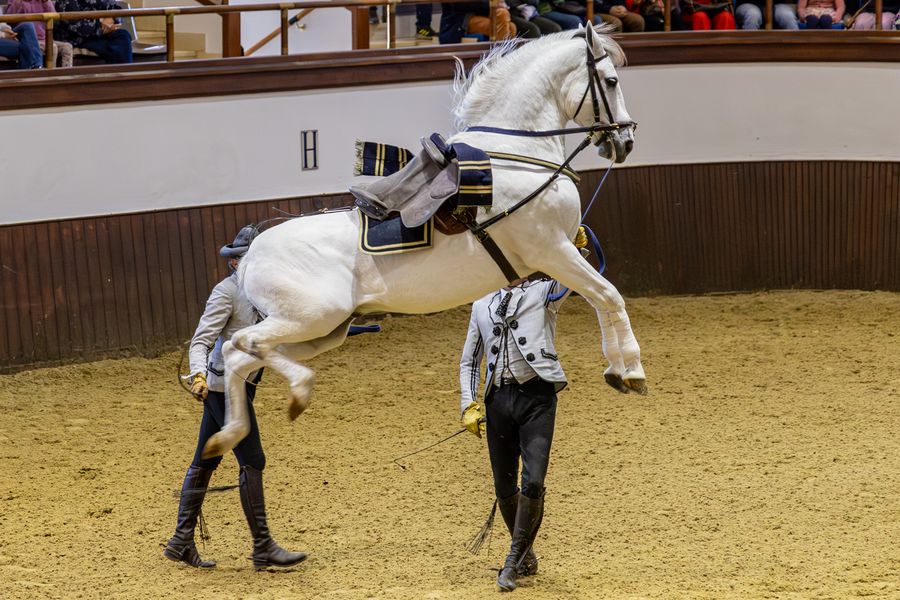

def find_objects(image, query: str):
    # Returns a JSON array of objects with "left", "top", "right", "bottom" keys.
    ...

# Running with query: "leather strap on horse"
[
  {"left": 466, "top": 223, "right": 521, "bottom": 282},
  {"left": 458, "top": 135, "right": 594, "bottom": 283}
]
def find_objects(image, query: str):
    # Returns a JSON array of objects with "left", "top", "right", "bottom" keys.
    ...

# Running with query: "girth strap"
[{"left": 465, "top": 223, "right": 520, "bottom": 283}]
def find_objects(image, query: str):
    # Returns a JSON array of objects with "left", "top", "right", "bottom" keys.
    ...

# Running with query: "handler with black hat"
[
  {"left": 164, "top": 224, "right": 306, "bottom": 571},
  {"left": 460, "top": 272, "right": 574, "bottom": 592}
]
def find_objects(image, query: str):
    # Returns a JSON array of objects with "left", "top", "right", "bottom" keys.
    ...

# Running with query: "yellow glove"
[
  {"left": 190, "top": 373, "right": 208, "bottom": 401},
  {"left": 574, "top": 226, "right": 588, "bottom": 249},
  {"left": 462, "top": 403, "right": 486, "bottom": 439}
]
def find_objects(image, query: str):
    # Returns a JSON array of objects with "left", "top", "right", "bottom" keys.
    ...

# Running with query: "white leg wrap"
[
  {"left": 599, "top": 309, "right": 645, "bottom": 381},
  {"left": 598, "top": 310, "right": 626, "bottom": 377}
]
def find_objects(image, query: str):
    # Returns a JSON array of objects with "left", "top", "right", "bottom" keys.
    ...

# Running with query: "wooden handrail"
[
  {"left": 0, "top": 0, "right": 483, "bottom": 63},
  {"left": 0, "top": 0, "right": 476, "bottom": 23}
]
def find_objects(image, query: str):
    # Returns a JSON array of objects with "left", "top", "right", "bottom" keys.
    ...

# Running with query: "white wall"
[{"left": 1, "top": 62, "right": 899, "bottom": 225}]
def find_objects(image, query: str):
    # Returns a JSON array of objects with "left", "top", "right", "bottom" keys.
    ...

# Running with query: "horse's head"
[{"left": 567, "top": 25, "right": 635, "bottom": 164}]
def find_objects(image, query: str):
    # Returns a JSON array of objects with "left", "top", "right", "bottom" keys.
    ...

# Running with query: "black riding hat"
[{"left": 220, "top": 224, "right": 258, "bottom": 258}]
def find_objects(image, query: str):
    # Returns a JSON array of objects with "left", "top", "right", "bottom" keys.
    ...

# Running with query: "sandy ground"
[{"left": 0, "top": 290, "right": 898, "bottom": 600}]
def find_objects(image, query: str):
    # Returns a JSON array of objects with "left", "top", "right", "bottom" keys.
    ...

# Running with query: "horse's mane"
[{"left": 451, "top": 26, "right": 625, "bottom": 132}]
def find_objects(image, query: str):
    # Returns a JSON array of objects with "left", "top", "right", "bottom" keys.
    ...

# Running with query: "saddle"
[{"left": 349, "top": 134, "right": 490, "bottom": 236}]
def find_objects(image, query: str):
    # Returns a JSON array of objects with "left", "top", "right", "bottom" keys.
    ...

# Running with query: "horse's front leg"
[{"left": 530, "top": 240, "right": 647, "bottom": 394}]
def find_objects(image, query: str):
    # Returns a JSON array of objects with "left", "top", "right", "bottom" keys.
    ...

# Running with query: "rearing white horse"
[{"left": 203, "top": 25, "right": 646, "bottom": 459}]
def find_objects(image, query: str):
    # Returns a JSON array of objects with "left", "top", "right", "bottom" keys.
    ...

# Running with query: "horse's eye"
[{"left": 605, "top": 77, "right": 618, "bottom": 87}]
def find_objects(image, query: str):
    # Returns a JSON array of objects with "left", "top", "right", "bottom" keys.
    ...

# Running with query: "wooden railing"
[
  {"left": 0, "top": 0, "right": 498, "bottom": 67},
  {"left": 2, "top": 0, "right": 899, "bottom": 69}
]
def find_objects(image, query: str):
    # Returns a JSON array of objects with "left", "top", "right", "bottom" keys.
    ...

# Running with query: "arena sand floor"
[{"left": 0, "top": 290, "right": 898, "bottom": 599}]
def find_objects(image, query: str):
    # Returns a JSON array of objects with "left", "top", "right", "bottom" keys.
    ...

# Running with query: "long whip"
[{"left": 392, "top": 428, "right": 468, "bottom": 469}]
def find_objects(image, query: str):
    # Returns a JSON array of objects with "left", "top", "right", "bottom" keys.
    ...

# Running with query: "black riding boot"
[
  {"left": 239, "top": 465, "right": 308, "bottom": 570},
  {"left": 496, "top": 492, "right": 544, "bottom": 592},
  {"left": 496, "top": 492, "right": 538, "bottom": 577},
  {"left": 164, "top": 466, "right": 217, "bottom": 568}
]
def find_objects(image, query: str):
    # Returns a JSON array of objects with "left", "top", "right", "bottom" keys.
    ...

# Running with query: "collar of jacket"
[{"left": 487, "top": 281, "right": 533, "bottom": 326}]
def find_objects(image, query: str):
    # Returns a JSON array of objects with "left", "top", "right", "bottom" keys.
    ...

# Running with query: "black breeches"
[
  {"left": 191, "top": 385, "right": 266, "bottom": 471},
  {"left": 485, "top": 379, "right": 557, "bottom": 500}
]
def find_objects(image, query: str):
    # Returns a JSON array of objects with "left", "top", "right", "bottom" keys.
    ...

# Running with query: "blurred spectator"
[
  {"left": 591, "top": 0, "right": 646, "bottom": 31},
  {"left": 0, "top": 21, "right": 42, "bottom": 68},
  {"left": 7, "top": 0, "right": 75, "bottom": 67},
  {"left": 850, "top": 0, "right": 898, "bottom": 28},
  {"left": 469, "top": 0, "right": 518, "bottom": 38},
  {"left": 508, "top": 0, "right": 564, "bottom": 37},
  {"left": 681, "top": 0, "right": 736, "bottom": 28},
  {"left": 537, "top": 0, "right": 583, "bottom": 28},
  {"left": 635, "top": 0, "right": 684, "bottom": 30},
  {"left": 416, "top": 3, "right": 438, "bottom": 38},
  {"left": 797, "top": 0, "right": 844, "bottom": 27},
  {"left": 736, "top": 0, "right": 799, "bottom": 28},
  {"left": 439, "top": 0, "right": 518, "bottom": 42},
  {"left": 55, "top": 0, "right": 133, "bottom": 63}
]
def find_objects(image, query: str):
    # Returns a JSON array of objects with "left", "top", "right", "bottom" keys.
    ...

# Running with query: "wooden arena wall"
[{"left": 2, "top": 160, "right": 899, "bottom": 371}]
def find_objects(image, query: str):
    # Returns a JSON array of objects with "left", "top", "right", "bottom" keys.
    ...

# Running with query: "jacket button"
[
  {"left": 492, "top": 326, "right": 501, "bottom": 336},
  {"left": 488, "top": 363, "right": 494, "bottom": 371},
  {"left": 510, "top": 320, "right": 518, "bottom": 329},
  {"left": 526, "top": 353, "right": 535, "bottom": 362},
  {"left": 491, "top": 345, "right": 499, "bottom": 355},
  {"left": 518, "top": 336, "right": 526, "bottom": 345}
]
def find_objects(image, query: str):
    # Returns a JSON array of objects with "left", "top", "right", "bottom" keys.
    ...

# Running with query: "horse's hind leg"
[
  {"left": 530, "top": 240, "right": 647, "bottom": 394},
  {"left": 203, "top": 315, "right": 350, "bottom": 457},
  {"left": 271, "top": 318, "right": 354, "bottom": 420},
  {"left": 202, "top": 341, "right": 265, "bottom": 459}
]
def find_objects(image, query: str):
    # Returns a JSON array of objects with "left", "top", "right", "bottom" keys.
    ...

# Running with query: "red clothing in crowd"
[{"left": 682, "top": 0, "right": 736, "bottom": 28}]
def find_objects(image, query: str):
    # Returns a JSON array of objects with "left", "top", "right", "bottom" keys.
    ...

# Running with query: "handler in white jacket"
[
  {"left": 459, "top": 276, "right": 573, "bottom": 593},
  {"left": 164, "top": 225, "right": 306, "bottom": 571}
]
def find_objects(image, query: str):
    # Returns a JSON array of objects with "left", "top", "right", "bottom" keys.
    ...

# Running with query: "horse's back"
[{"left": 240, "top": 210, "right": 363, "bottom": 317}]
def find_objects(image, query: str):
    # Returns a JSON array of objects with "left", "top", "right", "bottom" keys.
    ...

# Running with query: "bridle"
[
  {"left": 457, "top": 30, "right": 636, "bottom": 283},
  {"left": 467, "top": 31, "right": 637, "bottom": 144}
]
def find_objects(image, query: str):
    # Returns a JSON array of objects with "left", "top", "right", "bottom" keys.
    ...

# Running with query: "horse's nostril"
[{"left": 625, "top": 140, "right": 634, "bottom": 153}]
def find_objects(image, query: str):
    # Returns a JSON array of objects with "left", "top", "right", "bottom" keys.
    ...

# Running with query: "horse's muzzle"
[{"left": 597, "top": 125, "right": 635, "bottom": 164}]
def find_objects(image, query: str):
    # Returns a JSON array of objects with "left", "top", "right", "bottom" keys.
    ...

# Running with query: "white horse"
[{"left": 202, "top": 25, "right": 646, "bottom": 459}]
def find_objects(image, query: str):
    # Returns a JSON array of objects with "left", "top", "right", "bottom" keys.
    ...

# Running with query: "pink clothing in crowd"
[{"left": 6, "top": 0, "right": 56, "bottom": 43}]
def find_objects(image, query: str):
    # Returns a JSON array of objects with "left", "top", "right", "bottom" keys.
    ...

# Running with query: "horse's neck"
[{"left": 466, "top": 53, "right": 575, "bottom": 160}]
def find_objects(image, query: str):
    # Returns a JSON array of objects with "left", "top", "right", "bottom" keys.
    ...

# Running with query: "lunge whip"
[{"left": 392, "top": 428, "right": 468, "bottom": 470}]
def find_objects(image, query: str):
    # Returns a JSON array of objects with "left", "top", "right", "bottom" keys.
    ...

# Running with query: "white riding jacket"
[
  {"left": 188, "top": 273, "right": 260, "bottom": 393},
  {"left": 459, "top": 279, "right": 571, "bottom": 414}
]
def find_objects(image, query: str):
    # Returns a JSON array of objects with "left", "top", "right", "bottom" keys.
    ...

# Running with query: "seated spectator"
[
  {"left": 535, "top": 0, "right": 583, "bottom": 29},
  {"left": 797, "top": 0, "right": 844, "bottom": 27},
  {"left": 635, "top": 0, "right": 684, "bottom": 30},
  {"left": 469, "top": 0, "right": 518, "bottom": 38},
  {"left": 6, "top": 0, "right": 75, "bottom": 67},
  {"left": 851, "top": 0, "right": 898, "bottom": 29},
  {"left": 439, "top": 0, "right": 517, "bottom": 43},
  {"left": 681, "top": 0, "right": 737, "bottom": 28},
  {"left": 0, "top": 21, "right": 42, "bottom": 69},
  {"left": 591, "top": 0, "right": 646, "bottom": 31},
  {"left": 54, "top": 0, "right": 133, "bottom": 64},
  {"left": 508, "top": 0, "right": 564, "bottom": 37},
  {"left": 736, "top": 0, "right": 799, "bottom": 28}
]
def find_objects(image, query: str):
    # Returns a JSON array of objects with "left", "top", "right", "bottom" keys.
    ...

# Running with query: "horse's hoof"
[
  {"left": 604, "top": 372, "right": 630, "bottom": 394},
  {"left": 287, "top": 383, "right": 312, "bottom": 421},
  {"left": 201, "top": 435, "right": 225, "bottom": 460},
  {"left": 623, "top": 378, "right": 648, "bottom": 395},
  {"left": 287, "top": 401, "right": 305, "bottom": 421}
]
